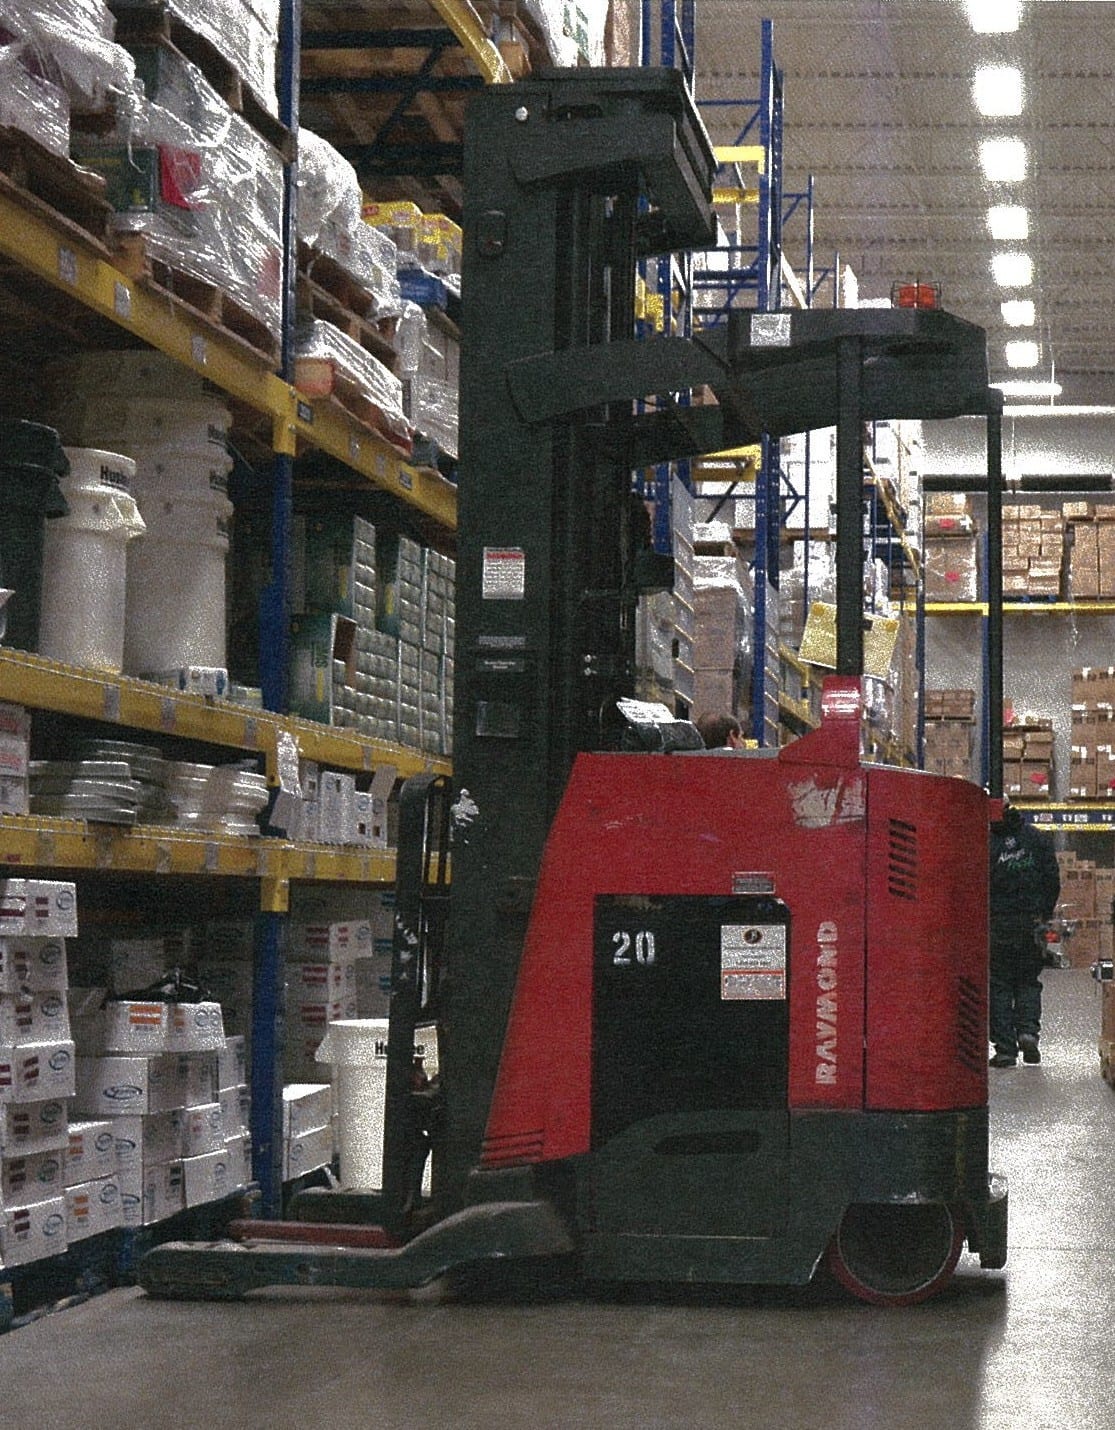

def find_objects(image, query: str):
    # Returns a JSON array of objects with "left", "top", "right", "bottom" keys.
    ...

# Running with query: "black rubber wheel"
[{"left": 826, "top": 1202, "right": 964, "bottom": 1306}]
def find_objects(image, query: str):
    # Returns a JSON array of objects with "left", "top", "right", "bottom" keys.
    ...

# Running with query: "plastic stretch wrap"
[
  {"left": 521, "top": 0, "right": 608, "bottom": 66},
  {"left": 298, "top": 129, "right": 401, "bottom": 316},
  {"left": 0, "top": 0, "right": 138, "bottom": 143},
  {"left": 76, "top": 46, "right": 283, "bottom": 339},
  {"left": 294, "top": 318, "right": 410, "bottom": 444},
  {"left": 119, "top": 0, "right": 279, "bottom": 115},
  {"left": 403, "top": 375, "right": 457, "bottom": 460}
]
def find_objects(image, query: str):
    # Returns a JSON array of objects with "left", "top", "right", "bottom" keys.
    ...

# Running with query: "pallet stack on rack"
[{"left": 923, "top": 688, "right": 976, "bottom": 781}]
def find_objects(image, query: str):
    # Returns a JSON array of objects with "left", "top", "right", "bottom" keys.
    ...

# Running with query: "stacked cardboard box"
[
  {"left": 1004, "top": 721, "right": 1054, "bottom": 801},
  {"left": 923, "top": 689, "right": 976, "bottom": 779},
  {"left": 283, "top": 921, "right": 367, "bottom": 1083},
  {"left": 1001, "top": 505, "right": 1064, "bottom": 598},
  {"left": 924, "top": 493, "right": 975, "bottom": 538},
  {"left": 0, "top": 880, "right": 77, "bottom": 1268},
  {"left": 71, "top": 991, "right": 246, "bottom": 1226},
  {"left": 1063, "top": 502, "right": 1115, "bottom": 600},
  {"left": 1070, "top": 667, "right": 1115, "bottom": 798},
  {"left": 282, "top": 1083, "right": 334, "bottom": 1181},
  {"left": 692, "top": 568, "right": 753, "bottom": 728},
  {"left": 1056, "top": 853, "right": 1114, "bottom": 969},
  {"left": 0, "top": 703, "right": 30, "bottom": 816},
  {"left": 923, "top": 535, "right": 978, "bottom": 602}
]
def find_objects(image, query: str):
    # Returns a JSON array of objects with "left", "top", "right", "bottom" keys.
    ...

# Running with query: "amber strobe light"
[{"left": 891, "top": 281, "right": 941, "bottom": 310}]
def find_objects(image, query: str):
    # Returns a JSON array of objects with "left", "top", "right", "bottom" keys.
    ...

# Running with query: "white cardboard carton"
[
  {"left": 1, "top": 1147, "right": 65, "bottom": 1205},
  {"left": 292, "top": 920, "right": 372, "bottom": 961},
  {"left": 181, "top": 1102, "right": 224, "bottom": 1157},
  {"left": 74, "top": 1054, "right": 186, "bottom": 1116},
  {"left": 282, "top": 1123, "right": 334, "bottom": 1180},
  {"left": 0, "top": 1041, "right": 77, "bottom": 1103},
  {"left": 224, "top": 1132, "right": 251, "bottom": 1189},
  {"left": 217, "top": 1035, "right": 246, "bottom": 1091},
  {"left": 22, "top": 882, "right": 79, "bottom": 938},
  {"left": 183, "top": 1053, "right": 219, "bottom": 1107},
  {"left": 97, "top": 1000, "right": 170, "bottom": 1054},
  {"left": 118, "top": 1159, "right": 185, "bottom": 1226},
  {"left": 65, "top": 1175, "right": 125, "bottom": 1241},
  {"left": 0, "top": 1098, "right": 68, "bottom": 1156},
  {"left": 0, "top": 990, "right": 71, "bottom": 1046},
  {"left": 290, "top": 960, "right": 357, "bottom": 1002},
  {"left": 0, "top": 938, "right": 67, "bottom": 993},
  {"left": 65, "top": 1120, "right": 118, "bottom": 1186},
  {"left": 182, "top": 1148, "right": 233, "bottom": 1208},
  {"left": 218, "top": 1086, "right": 246, "bottom": 1137},
  {"left": 111, "top": 1111, "right": 184, "bottom": 1173},
  {"left": 282, "top": 1083, "right": 332, "bottom": 1140},
  {"left": 167, "top": 1001, "right": 225, "bottom": 1052},
  {"left": 0, "top": 1194, "right": 67, "bottom": 1266}
]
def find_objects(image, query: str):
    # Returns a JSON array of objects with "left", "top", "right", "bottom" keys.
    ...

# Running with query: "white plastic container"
[
  {"left": 316, "top": 1019, "right": 437, "bottom": 1191},
  {"left": 124, "top": 489, "right": 232, "bottom": 675},
  {"left": 38, "top": 451, "right": 145, "bottom": 672}
]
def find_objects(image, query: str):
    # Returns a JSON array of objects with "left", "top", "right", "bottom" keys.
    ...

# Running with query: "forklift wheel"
[{"left": 826, "top": 1202, "right": 964, "bottom": 1307}]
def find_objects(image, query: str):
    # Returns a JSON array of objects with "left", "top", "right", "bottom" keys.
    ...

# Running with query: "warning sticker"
[
  {"left": 482, "top": 547, "right": 526, "bottom": 600},
  {"left": 721, "top": 923, "right": 787, "bottom": 1000}
]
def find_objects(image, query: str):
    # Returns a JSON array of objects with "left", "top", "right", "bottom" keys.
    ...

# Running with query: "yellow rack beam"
[
  {"left": 0, "top": 648, "right": 450, "bottom": 782},
  {"left": 715, "top": 145, "right": 766, "bottom": 171},
  {"left": 915, "top": 601, "right": 1115, "bottom": 616},
  {"left": 712, "top": 187, "right": 759, "bottom": 207}
]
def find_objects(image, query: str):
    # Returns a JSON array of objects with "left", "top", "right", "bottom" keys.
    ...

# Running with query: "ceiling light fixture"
[
  {"left": 992, "top": 252, "right": 1033, "bottom": 287},
  {"left": 1005, "top": 340, "right": 1041, "bottom": 368},
  {"left": 1001, "top": 299, "right": 1036, "bottom": 326},
  {"left": 980, "top": 138, "right": 1027, "bottom": 182},
  {"left": 973, "top": 65, "right": 1023, "bottom": 116},
  {"left": 964, "top": 0, "right": 1021, "bottom": 34},
  {"left": 1003, "top": 406, "right": 1115, "bottom": 418},
  {"left": 987, "top": 205, "right": 1028, "bottom": 241},
  {"left": 993, "top": 380, "right": 1063, "bottom": 398}
]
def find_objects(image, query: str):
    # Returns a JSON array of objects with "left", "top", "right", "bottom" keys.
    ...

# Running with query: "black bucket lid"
[{"left": 0, "top": 421, "right": 70, "bottom": 475}]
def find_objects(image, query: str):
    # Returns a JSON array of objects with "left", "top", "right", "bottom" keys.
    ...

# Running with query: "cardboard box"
[
  {"left": 0, "top": 881, "right": 79, "bottom": 938},
  {"left": 111, "top": 1111, "right": 184, "bottom": 1173},
  {"left": 93, "top": 1000, "right": 169, "bottom": 1054},
  {"left": 0, "top": 1195, "right": 67, "bottom": 1266},
  {"left": 283, "top": 1083, "right": 332, "bottom": 1140},
  {"left": 0, "top": 991, "right": 71, "bottom": 1046},
  {"left": 924, "top": 536, "right": 978, "bottom": 603},
  {"left": 218, "top": 1035, "right": 246, "bottom": 1092},
  {"left": 1, "top": 1148, "right": 65, "bottom": 1205},
  {"left": 290, "top": 961, "right": 357, "bottom": 1003},
  {"left": 181, "top": 1102, "right": 225, "bottom": 1157},
  {"left": 0, "top": 1099, "right": 68, "bottom": 1157},
  {"left": 224, "top": 1133, "right": 251, "bottom": 1190},
  {"left": 182, "top": 1149, "right": 234, "bottom": 1208},
  {"left": 183, "top": 1053, "right": 220, "bottom": 1108},
  {"left": 74, "top": 1054, "right": 186, "bottom": 1116},
  {"left": 167, "top": 1002, "right": 226, "bottom": 1053},
  {"left": 219, "top": 1085, "right": 248, "bottom": 1137},
  {"left": 292, "top": 921, "right": 372, "bottom": 960},
  {"left": 282, "top": 1123, "right": 334, "bottom": 1180},
  {"left": 0, "top": 938, "right": 67, "bottom": 993},
  {"left": 65, "top": 1120, "right": 118, "bottom": 1186},
  {"left": 118, "top": 1159, "right": 185, "bottom": 1226},
  {"left": 65, "top": 1176, "right": 125, "bottom": 1242},
  {"left": 0, "top": 1041, "right": 76, "bottom": 1103}
]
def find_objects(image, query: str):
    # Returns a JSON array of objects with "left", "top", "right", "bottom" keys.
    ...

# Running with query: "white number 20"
[{"left": 612, "top": 930, "right": 656, "bottom": 967}]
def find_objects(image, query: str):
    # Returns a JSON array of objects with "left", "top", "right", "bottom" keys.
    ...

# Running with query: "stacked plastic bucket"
[
  {"left": 51, "top": 352, "right": 234, "bottom": 680},
  {"left": 0, "top": 420, "right": 70, "bottom": 653}
]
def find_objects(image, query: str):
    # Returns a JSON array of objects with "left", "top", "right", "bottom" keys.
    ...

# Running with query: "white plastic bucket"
[
  {"left": 124, "top": 489, "right": 232, "bottom": 674},
  {"left": 316, "top": 1019, "right": 438, "bottom": 1191},
  {"left": 38, "top": 453, "right": 144, "bottom": 672},
  {"left": 51, "top": 351, "right": 213, "bottom": 398},
  {"left": 129, "top": 444, "right": 232, "bottom": 499}
]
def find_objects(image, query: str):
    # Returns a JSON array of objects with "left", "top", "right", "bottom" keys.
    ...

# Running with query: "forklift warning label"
[
  {"left": 720, "top": 924, "right": 786, "bottom": 1001},
  {"left": 482, "top": 547, "right": 526, "bottom": 600}
]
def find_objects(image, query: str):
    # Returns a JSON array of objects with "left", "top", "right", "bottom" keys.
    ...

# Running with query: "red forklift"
[{"left": 141, "top": 68, "right": 1008, "bottom": 1307}]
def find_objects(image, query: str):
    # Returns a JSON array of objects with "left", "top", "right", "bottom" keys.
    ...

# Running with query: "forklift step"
[{"left": 227, "top": 1220, "right": 400, "bottom": 1249}]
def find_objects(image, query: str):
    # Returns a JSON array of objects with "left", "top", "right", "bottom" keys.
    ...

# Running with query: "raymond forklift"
[{"left": 141, "top": 68, "right": 1008, "bottom": 1307}]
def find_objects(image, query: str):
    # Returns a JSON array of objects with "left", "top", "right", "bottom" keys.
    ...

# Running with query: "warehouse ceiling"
[{"left": 694, "top": 0, "right": 1115, "bottom": 410}]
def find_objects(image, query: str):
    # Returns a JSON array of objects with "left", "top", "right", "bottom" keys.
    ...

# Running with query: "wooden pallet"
[
  {"left": 0, "top": 125, "right": 114, "bottom": 252},
  {"left": 112, "top": 233, "right": 280, "bottom": 367},
  {"left": 111, "top": 7, "right": 293, "bottom": 160},
  {"left": 295, "top": 359, "right": 413, "bottom": 457},
  {"left": 296, "top": 280, "right": 398, "bottom": 376}
]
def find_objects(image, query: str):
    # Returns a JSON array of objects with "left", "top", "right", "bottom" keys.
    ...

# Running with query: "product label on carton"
[
  {"left": 65, "top": 1120, "right": 119, "bottom": 1186},
  {"left": 0, "top": 1098, "right": 68, "bottom": 1156},
  {"left": 0, "top": 1041, "right": 76, "bottom": 1103},
  {"left": 65, "top": 1176, "right": 125, "bottom": 1241},
  {"left": 0, "top": 1195, "right": 67, "bottom": 1266}
]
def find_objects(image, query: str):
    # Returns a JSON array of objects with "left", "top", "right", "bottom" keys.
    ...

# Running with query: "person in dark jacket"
[{"left": 988, "top": 801, "right": 1061, "bottom": 1067}]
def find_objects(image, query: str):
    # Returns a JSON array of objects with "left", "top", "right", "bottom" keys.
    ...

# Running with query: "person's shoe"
[
  {"left": 1019, "top": 1034, "right": 1041, "bottom": 1064},
  {"left": 990, "top": 1051, "right": 1017, "bottom": 1067}
]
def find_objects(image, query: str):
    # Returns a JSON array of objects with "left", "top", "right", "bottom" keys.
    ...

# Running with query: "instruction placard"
[{"left": 721, "top": 923, "right": 787, "bottom": 1000}]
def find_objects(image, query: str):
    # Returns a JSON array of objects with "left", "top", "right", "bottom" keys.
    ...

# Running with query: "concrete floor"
[{"left": 3, "top": 968, "right": 1113, "bottom": 1430}]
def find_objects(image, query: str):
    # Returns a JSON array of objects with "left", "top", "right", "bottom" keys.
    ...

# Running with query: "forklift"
[{"left": 140, "top": 67, "right": 1008, "bottom": 1307}]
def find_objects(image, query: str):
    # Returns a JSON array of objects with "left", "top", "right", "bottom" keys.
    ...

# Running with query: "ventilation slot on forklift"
[
  {"left": 480, "top": 1129, "right": 545, "bottom": 1168},
  {"left": 957, "top": 976, "right": 986, "bottom": 1073},
  {"left": 886, "top": 819, "right": 918, "bottom": 901}
]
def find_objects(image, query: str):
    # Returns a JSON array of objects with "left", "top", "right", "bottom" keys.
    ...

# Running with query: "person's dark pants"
[{"left": 990, "top": 926, "right": 1043, "bottom": 1058}]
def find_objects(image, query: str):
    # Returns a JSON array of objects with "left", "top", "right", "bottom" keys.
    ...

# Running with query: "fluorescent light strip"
[
  {"left": 980, "top": 138, "right": 1027, "bottom": 182},
  {"left": 973, "top": 65, "right": 1023, "bottom": 117},
  {"left": 965, "top": 0, "right": 1020, "bottom": 34},
  {"left": 1003, "top": 406, "right": 1115, "bottom": 418},
  {"left": 992, "top": 252, "right": 1033, "bottom": 287},
  {"left": 1001, "top": 299, "right": 1035, "bottom": 327},
  {"left": 987, "top": 205, "right": 1028, "bottom": 241},
  {"left": 992, "top": 380, "right": 1063, "bottom": 398},
  {"left": 1005, "top": 340, "right": 1040, "bottom": 368}
]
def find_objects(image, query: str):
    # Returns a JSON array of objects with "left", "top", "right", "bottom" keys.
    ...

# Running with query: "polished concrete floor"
[{"left": 3, "top": 969, "right": 1114, "bottom": 1430}]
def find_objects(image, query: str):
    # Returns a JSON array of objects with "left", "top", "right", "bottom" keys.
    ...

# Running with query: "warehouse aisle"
[{"left": 2, "top": 969, "right": 1113, "bottom": 1430}]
